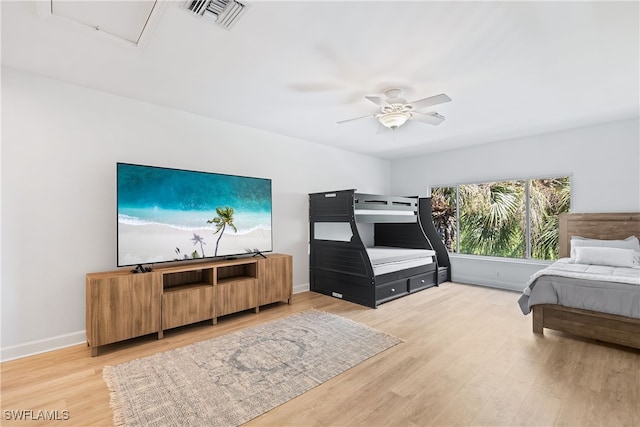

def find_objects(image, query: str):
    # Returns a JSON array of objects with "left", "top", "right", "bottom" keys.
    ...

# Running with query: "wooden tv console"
[{"left": 86, "top": 253, "right": 292, "bottom": 356}]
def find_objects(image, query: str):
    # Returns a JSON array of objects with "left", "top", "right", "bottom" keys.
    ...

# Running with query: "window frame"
[{"left": 431, "top": 174, "right": 572, "bottom": 261}]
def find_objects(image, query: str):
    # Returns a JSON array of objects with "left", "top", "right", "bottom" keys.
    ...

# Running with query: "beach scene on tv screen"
[{"left": 117, "top": 164, "right": 272, "bottom": 266}]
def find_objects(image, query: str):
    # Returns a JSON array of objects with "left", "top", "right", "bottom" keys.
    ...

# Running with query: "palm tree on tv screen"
[
  {"left": 207, "top": 207, "right": 238, "bottom": 256},
  {"left": 190, "top": 233, "right": 206, "bottom": 258}
]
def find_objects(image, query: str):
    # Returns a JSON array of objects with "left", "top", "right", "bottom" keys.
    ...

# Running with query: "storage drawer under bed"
[
  {"left": 408, "top": 271, "right": 437, "bottom": 292},
  {"left": 376, "top": 279, "right": 409, "bottom": 304}
]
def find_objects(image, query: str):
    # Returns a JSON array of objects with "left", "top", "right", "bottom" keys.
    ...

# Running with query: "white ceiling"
[{"left": 2, "top": 1, "right": 639, "bottom": 159}]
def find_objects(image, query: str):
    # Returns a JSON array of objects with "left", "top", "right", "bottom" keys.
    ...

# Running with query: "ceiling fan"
[{"left": 338, "top": 88, "right": 451, "bottom": 130}]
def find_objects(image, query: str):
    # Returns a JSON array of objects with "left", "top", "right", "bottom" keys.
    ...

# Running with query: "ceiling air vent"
[{"left": 186, "top": 0, "right": 248, "bottom": 30}]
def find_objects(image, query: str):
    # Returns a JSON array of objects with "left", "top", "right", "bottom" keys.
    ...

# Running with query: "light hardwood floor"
[{"left": 2, "top": 283, "right": 639, "bottom": 426}]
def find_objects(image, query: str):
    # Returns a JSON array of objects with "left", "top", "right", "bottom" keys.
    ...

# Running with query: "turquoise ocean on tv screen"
[{"left": 117, "top": 164, "right": 272, "bottom": 234}]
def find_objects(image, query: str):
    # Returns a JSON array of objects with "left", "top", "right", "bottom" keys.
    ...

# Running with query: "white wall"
[
  {"left": 3, "top": 67, "right": 638, "bottom": 360},
  {"left": 0, "top": 68, "right": 391, "bottom": 361},
  {"left": 390, "top": 118, "right": 640, "bottom": 291}
]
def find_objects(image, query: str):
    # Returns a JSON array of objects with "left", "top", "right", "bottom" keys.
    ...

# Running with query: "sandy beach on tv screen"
[{"left": 118, "top": 223, "right": 271, "bottom": 265}]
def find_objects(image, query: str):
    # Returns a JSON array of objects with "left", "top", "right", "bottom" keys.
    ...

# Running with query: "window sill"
[{"left": 449, "top": 253, "right": 554, "bottom": 267}]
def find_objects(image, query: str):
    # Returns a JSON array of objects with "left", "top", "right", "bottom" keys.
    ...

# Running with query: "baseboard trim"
[
  {"left": 452, "top": 274, "right": 524, "bottom": 292},
  {"left": 293, "top": 282, "right": 310, "bottom": 294},
  {"left": 1, "top": 330, "right": 86, "bottom": 362}
]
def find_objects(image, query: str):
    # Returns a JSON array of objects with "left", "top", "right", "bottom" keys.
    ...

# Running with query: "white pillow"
[
  {"left": 635, "top": 251, "right": 640, "bottom": 266},
  {"left": 573, "top": 246, "right": 635, "bottom": 268},
  {"left": 570, "top": 235, "right": 640, "bottom": 258}
]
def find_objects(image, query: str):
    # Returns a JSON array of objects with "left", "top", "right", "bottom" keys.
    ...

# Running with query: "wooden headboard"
[{"left": 558, "top": 213, "right": 640, "bottom": 258}]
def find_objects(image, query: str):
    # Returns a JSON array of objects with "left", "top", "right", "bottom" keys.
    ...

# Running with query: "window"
[{"left": 431, "top": 177, "right": 570, "bottom": 260}]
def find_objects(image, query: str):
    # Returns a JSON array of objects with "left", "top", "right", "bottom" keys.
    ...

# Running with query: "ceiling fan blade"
[
  {"left": 411, "top": 111, "right": 445, "bottom": 125},
  {"left": 365, "top": 96, "right": 389, "bottom": 108},
  {"left": 337, "top": 114, "right": 375, "bottom": 124},
  {"left": 408, "top": 93, "right": 451, "bottom": 110}
]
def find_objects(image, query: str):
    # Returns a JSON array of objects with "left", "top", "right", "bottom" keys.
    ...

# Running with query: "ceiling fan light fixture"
[
  {"left": 379, "top": 112, "right": 411, "bottom": 129},
  {"left": 338, "top": 89, "right": 450, "bottom": 130}
]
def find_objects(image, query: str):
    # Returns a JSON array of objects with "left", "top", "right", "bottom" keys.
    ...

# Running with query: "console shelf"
[
  {"left": 217, "top": 276, "right": 255, "bottom": 284},
  {"left": 163, "top": 282, "right": 211, "bottom": 293},
  {"left": 86, "top": 253, "right": 292, "bottom": 356}
]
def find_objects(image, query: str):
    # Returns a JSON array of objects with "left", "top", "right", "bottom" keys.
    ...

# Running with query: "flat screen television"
[{"left": 117, "top": 162, "right": 272, "bottom": 267}]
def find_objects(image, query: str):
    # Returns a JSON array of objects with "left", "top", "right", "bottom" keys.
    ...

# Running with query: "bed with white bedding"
[{"left": 519, "top": 212, "right": 640, "bottom": 349}]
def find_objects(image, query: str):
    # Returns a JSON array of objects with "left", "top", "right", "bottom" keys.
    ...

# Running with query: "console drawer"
[
  {"left": 162, "top": 285, "right": 214, "bottom": 330},
  {"left": 376, "top": 279, "right": 408, "bottom": 304}
]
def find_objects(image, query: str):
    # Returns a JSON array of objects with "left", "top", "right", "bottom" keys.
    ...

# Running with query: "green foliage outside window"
[
  {"left": 459, "top": 181, "right": 526, "bottom": 258},
  {"left": 431, "top": 187, "right": 457, "bottom": 253},
  {"left": 431, "top": 177, "right": 570, "bottom": 260}
]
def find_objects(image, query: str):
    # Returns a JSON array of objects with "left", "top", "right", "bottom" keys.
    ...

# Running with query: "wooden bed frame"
[{"left": 531, "top": 212, "right": 640, "bottom": 349}]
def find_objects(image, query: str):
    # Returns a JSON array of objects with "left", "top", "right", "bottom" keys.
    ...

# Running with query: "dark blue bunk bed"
[{"left": 309, "top": 189, "right": 450, "bottom": 308}]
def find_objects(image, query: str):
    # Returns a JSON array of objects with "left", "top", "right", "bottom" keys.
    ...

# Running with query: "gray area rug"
[{"left": 103, "top": 310, "right": 402, "bottom": 427}]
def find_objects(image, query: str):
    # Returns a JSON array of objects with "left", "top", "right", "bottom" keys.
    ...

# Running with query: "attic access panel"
[{"left": 50, "top": 0, "right": 159, "bottom": 45}]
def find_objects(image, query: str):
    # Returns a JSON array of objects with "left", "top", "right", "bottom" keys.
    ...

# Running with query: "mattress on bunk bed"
[{"left": 366, "top": 247, "right": 435, "bottom": 276}]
